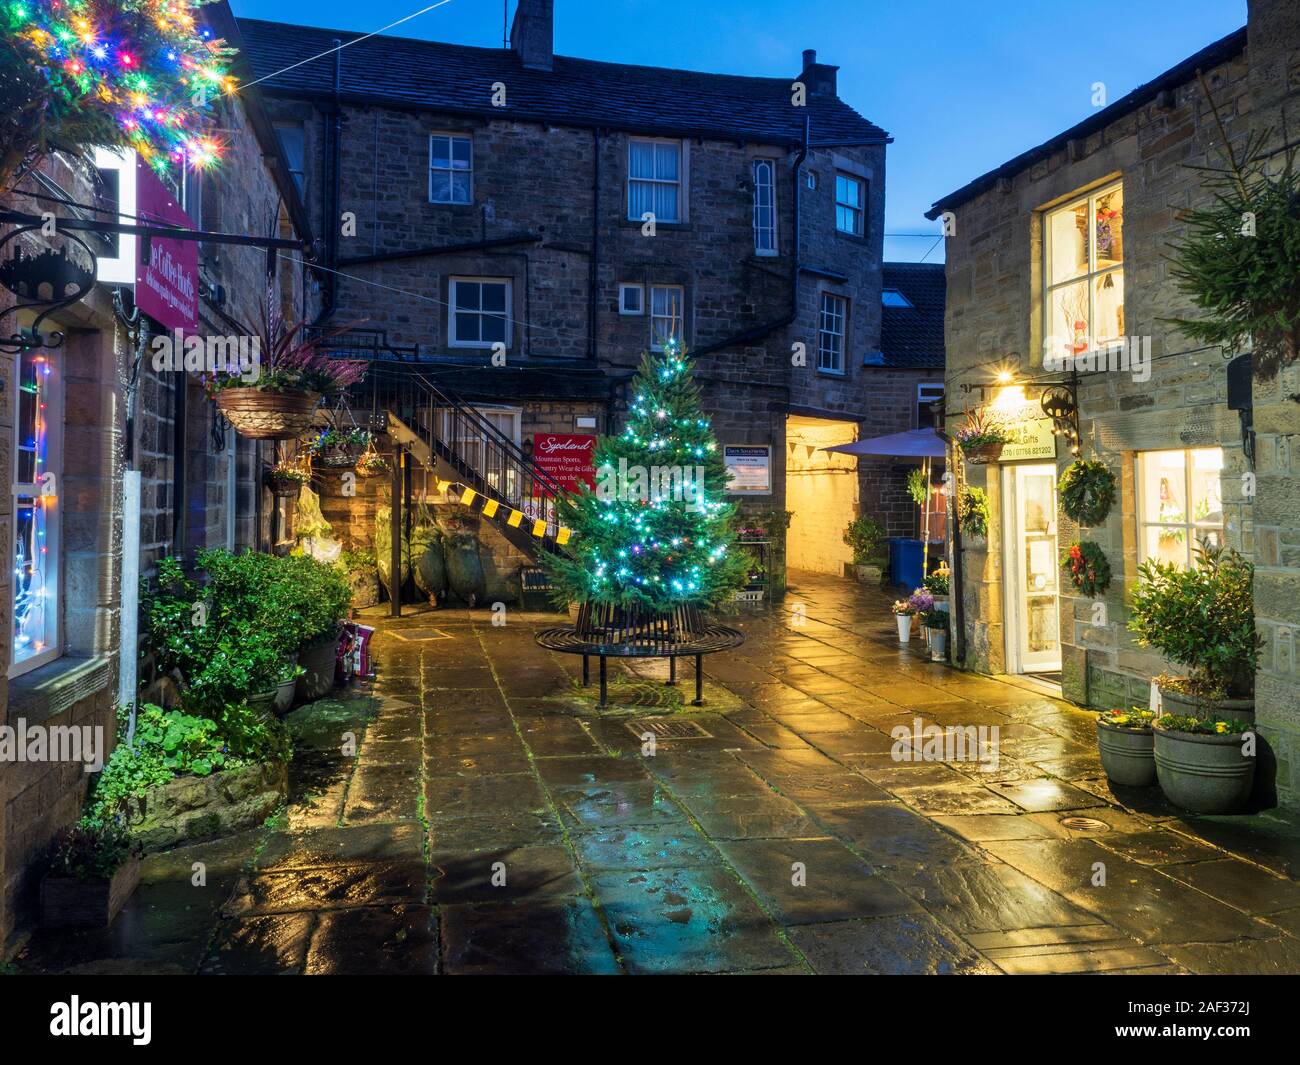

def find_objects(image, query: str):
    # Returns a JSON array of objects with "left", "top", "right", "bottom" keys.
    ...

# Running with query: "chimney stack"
[
  {"left": 799, "top": 48, "right": 839, "bottom": 96},
  {"left": 511, "top": 0, "right": 554, "bottom": 72}
]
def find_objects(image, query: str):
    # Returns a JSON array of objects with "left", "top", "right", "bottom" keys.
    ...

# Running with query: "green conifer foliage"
[{"left": 543, "top": 343, "right": 749, "bottom": 611}]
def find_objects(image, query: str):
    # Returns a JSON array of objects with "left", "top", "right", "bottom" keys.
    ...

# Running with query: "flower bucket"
[
  {"left": 928, "top": 629, "right": 948, "bottom": 661},
  {"left": 217, "top": 388, "right": 320, "bottom": 441},
  {"left": 896, "top": 614, "right": 912, "bottom": 643}
]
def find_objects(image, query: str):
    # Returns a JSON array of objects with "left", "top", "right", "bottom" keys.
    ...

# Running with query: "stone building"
[
  {"left": 235, "top": 0, "right": 905, "bottom": 580},
  {"left": 0, "top": 2, "right": 312, "bottom": 951},
  {"left": 929, "top": 0, "right": 1299, "bottom": 806}
]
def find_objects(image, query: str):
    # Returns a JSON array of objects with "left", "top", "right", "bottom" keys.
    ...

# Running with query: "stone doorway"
[{"left": 785, "top": 415, "right": 859, "bottom": 576}]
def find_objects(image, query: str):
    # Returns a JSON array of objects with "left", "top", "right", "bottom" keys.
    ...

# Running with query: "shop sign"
[{"left": 724, "top": 445, "right": 771, "bottom": 494}]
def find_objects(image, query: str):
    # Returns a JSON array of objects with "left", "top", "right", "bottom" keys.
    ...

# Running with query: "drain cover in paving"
[
  {"left": 389, "top": 628, "right": 454, "bottom": 642},
  {"left": 1059, "top": 815, "right": 1109, "bottom": 831},
  {"left": 625, "top": 717, "right": 713, "bottom": 739}
]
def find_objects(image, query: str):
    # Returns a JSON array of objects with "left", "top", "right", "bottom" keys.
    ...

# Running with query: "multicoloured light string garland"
[
  {"left": 4, "top": 0, "right": 236, "bottom": 175},
  {"left": 13, "top": 354, "right": 53, "bottom": 662}
]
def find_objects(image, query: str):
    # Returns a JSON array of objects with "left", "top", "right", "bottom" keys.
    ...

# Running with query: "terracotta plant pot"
[
  {"left": 895, "top": 614, "right": 913, "bottom": 643},
  {"left": 1153, "top": 723, "right": 1256, "bottom": 814},
  {"left": 1096, "top": 719, "right": 1156, "bottom": 787},
  {"left": 216, "top": 387, "right": 320, "bottom": 441},
  {"left": 41, "top": 857, "right": 140, "bottom": 929},
  {"left": 961, "top": 443, "right": 1003, "bottom": 465}
]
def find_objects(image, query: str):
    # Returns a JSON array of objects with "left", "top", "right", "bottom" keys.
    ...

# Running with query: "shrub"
[
  {"left": 1098, "top": 708, "right": 1155, "bottom": 732},
  {"left": 47, "top": 821, "right": 141, "bottom": 882},
  {"left": 958, "top": 487, "right": 989, "bottom": 539},
  {"left": 1128, "top": 546, "right": 1260, "bottom": 698},
  {"left": 843, "top": 514, "right": 886, "bottom": 565},
  {"left": 1156, "top": 714, "right": 1253, "bottom": 736}
]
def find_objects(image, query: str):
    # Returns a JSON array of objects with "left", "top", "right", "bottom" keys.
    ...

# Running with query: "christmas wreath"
[
  {"left": 1061, "top": 541, "right": 1111, "bottom": 596},
  {"left": 1059, "top": 460, "right": 1116, "bottom": 526}
]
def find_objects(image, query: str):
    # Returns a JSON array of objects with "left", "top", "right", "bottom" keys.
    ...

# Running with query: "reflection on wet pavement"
[{"left": 16, "top": 571, "right": 1300, "bottom": 975}]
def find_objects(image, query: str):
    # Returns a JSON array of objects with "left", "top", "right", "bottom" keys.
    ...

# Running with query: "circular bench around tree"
[{"left": 536, "top": 602, "right": 744, "bottom": 709}]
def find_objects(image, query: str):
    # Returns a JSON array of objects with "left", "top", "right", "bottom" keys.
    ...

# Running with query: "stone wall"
[
  {"left": 940, "top": 12, "right": 1300, "bottom": 807},
  {"left": 1246, "top": 0, "right": 1300, "bottom": 804},
  {"left": 260, "top": 92, "right": 890, "bottom": 558}
]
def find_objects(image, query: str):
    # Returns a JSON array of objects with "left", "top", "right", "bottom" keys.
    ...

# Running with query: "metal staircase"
[{"left": 365, "top": 366, "right": 568, "bottom": 560}]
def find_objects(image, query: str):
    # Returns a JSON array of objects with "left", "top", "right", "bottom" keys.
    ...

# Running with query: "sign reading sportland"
[
  {"left": 533, "top": 433, "right": 597, "bottom": 493},
  {"left": 135, "top": 158, "right": 198, "bottom": 333},
  {"left": 725, "top": 445, "right": 772, "bottom": 494}
]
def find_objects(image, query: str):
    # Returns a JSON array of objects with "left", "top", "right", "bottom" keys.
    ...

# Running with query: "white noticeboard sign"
[{"left": 725, "top": 445, "right": 772, "bottom": 495}]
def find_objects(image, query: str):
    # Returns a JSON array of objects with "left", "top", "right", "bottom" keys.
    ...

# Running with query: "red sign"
[
  {"left": 135, "top": 158, "right": 198, "bottom": 332},
  {"left": 533, "top": 433, "right": 597, "bottom": 494}
]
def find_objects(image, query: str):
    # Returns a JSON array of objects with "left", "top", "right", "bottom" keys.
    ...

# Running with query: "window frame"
[
  {"left": 10, "top": 350, "right": 62, "bottom": 678},
  {"left": 1134, "top": 446, "right": 1226, "bottom": 569},
  {"left": 429, "top": 132, "right": 474, "bottom": 205},
  {"left": 752, "top": 158, "right": 778, "bottom": 255},
  {"left": 448, "top": 276, "right": 512, "bottom": 350},
  {"left": 618, "top": 283, "right": 645, "bottom": 316},
  {"left": 817, "top": 292, "right": 848, "bottom": 375},
  {"left": 882, "top": 287, "right": 913, "bottom": 308},
  {"left": 627, "top": 137, "right": 684, "bottom": 224},
  {"left": 274, "top": 123, "right": 306, "bottom": 199},
  {"left": 834, "top": 172, "right": 866, "bottom": 237},
  {"left": 1042, "top": 179, "right": 1124, "bottom": 363},
  {"left": 916, "top": 382, "right": 945, "bottom": 428},
  {"left": 649, "top": 283, "right": 685, "bottom": 351}
]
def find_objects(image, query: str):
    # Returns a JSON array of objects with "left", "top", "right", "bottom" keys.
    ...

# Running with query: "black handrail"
[{"left": 361, "top": 363, "right": 568, "bottom": 539}]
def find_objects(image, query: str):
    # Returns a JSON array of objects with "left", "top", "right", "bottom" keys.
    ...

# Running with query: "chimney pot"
[{"left": 802, "top": 48, "right": 817, "bottom": 67}]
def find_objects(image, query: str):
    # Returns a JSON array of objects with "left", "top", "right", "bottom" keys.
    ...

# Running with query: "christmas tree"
[{"left": 544, "top": 340, "right": 749, "bottom": 612}]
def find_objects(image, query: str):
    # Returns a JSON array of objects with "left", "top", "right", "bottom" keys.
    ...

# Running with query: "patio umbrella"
[{"left": 822, "top": 428, "right": 949, "bottom": 578}]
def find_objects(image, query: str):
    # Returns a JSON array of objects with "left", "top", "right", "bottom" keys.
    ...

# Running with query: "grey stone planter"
[
  {"left": 123, "top": 761, "right": 289, "bottom": 852},
  {"left": 1096, "top": 720, "right": 1156, "bottom": 787},
  {"left": 296, "top": 628, "right": 340, "bottom": 702},
  {"left": 855, "top": 563, "right": 883, "bottom": 585},
  {"left": 1159, "top": 684, "right": 1255, "bottom": 724},
  {"left": 1153, "top": 724, "right": 1255, "bottom": 814},
  {"left": 41, "top": 857, "right": 140, "bottom": 929}
]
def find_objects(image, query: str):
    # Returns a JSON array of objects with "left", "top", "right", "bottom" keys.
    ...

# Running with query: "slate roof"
[
  {"left": 234, "top": 18, "right": 889, "bottom": 148},
  {"left": 878, "top": 262, "right": 945, "bottom": 369}
]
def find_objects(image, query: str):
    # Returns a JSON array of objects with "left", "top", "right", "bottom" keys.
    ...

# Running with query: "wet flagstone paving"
[{"left": 17, "top": 572, "right": 1300, "bottom": 975}]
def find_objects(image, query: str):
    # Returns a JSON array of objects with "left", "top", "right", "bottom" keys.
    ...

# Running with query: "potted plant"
[
  {"left": 1128, "top": 546, "right": 1260, "bottom": 720},
  {"left": 273, "top": 660, "right": 305, "bottom": 715},
  {"left": 923, "top": 607, "right": 949, "bottom": 662},
  {"left": 922, "top": 566, "right": 950, "bottom": 611},
  {"left": 308, "top": 427, "right": 371, "bottom": 468},
  {"left": 1096, "top": 708, "right": 1157, "bottom": 787},
  {"left": 958, "top": 486, "right": 990, "bottom": 540},
  {"left": 41, "top": 820, "right": 142, "bottom": 929},
  {"left": 204, "top": 287, "right": 365, "bottom": 440},
  {"left": 954, "top": 408, "right": 1011, "bottom": 465},
  {"left": 843, "top": 513, "right": 886, "bottom": 584},
  {"left": 1153, "top": 714, "right": 1256, "bottom": 814},
  {"left": 892, "top": 599, "right": 916, "bottom": 643},
  {"left": 907, "top": 588, "right": 935, "bottom": 649},
  {"left": 356, "top": 450, "right": 391, "bottom": 478},
  {"left": 266, "top": 462, "right": 309, "bottom": 500}
]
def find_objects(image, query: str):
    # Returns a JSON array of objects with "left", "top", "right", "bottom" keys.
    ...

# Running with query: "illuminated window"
[
  {"left": 1136, "top": 448, "right": 1225, "bottom": 568},
  {"left": 1043, "top": 181, "right": 1124, "bottom": 363},
  {"left": 10, "top": 351, "right": 61, "bottom": 676}
]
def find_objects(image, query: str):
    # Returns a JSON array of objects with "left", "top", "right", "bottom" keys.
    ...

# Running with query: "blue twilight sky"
[{"left": 229, "top": 0, "right": 1247, "bottom": 262}]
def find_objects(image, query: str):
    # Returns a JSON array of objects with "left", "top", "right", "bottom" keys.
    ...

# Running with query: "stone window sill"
[{"left": 7, "top": 655, "right": 114, "bottom": 727}]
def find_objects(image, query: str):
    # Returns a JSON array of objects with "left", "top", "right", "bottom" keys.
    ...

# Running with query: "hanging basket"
[
  {"left": 216, "top": 388, "right": 321, "bottom": 441},
  {"left": 356, "top": 450, "right": 390, "bottom": 478},
  {"left": 266, "top": 475, "right": 304, "bottom": 501},
  {"left": 961, "top": 442, "right": 1004, "bottom": 465},
  {"left": 313, "top": 442, "right": 367, "bottom": 468}
]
